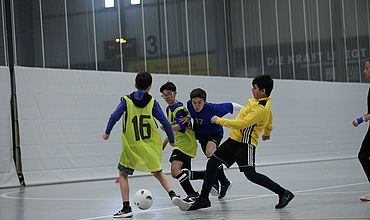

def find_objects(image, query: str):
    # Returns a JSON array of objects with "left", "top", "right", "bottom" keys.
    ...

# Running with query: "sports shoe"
[
  {"left": 275, "top": 190, "right": 295, "bottom": 209},
  {"left": 187, "top": 197, "right": 211, "bottom": 211},
  {"left": 172, "top": 196, "right": 191, "bottom": 211},
  {"left": 210, "top": 182, "right": 219, "bottom": 196},
  {"left": 169, "top": 192, "right": 180, "bottom": 201},
  {"left": 113, "top": 206, "right": 133, "bottom": 218},
  {"left": 218, "top": 180, "right": 232, "bottom": 199},
  {"left": 183, "top": 192, "right": 200, "bottom": 203},
  {"left": 360, "top": 193, "right": 370, "bottom": 201}
]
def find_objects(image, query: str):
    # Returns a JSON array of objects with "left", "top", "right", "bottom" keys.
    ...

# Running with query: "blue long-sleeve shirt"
[{"left": 105, "top": 90, "right": 175, "bottom": 143}]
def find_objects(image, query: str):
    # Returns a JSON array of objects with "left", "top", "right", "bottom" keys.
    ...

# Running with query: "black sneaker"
[
  {"left": 113, "top": 206, "right": 133, "bottom": 218},
  {"left": 183, "top": 192, "right": 200, "bottom": 203},
  {"left": 275, "top": 190, "right": 295, "bottom": 209},
  {"left": 187, "top": 197, "right": 211, "bottom": 211},
  {"left": 218, "top": 180, "right": 232, "bottom": 199}
]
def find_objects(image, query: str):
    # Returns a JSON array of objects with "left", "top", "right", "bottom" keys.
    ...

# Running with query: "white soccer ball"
[{"left": 134, "top": 189, "right": 154, "bottom": 210}]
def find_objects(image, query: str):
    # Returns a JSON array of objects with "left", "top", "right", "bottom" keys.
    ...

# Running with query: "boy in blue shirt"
[{"left": 185, "top": 88, "right": 243, "bottom": 199}]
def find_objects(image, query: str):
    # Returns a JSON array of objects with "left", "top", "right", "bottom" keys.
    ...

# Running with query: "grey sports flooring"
[{"left": 1, "top": 158, "right": 370, "bottom": 220}]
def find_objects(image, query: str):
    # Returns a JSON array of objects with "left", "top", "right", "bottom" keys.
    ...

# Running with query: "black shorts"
[
  {"left": 169, "top": 149, "right": 192, "bottom": 170},
  {"left": 213, "top": 138, "right": 256, "bottom": 172},
  {"left": 198, "top": 134, "right": 223, "bottom": 154}
]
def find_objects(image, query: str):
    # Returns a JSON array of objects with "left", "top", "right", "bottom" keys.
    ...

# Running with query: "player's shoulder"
[
  {"left": 171, "top": 102, "right": 185, "bottom": 111},
  {"left": 209, "top": 102, "right": 229, "bottom": 108},
  {"left": 175, "top": 101, "right": 184, "bottom": 107}
]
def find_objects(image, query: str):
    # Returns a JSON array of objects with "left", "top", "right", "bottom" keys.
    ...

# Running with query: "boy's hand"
[
  {"left": 262, "top": 135, "right": 270, "bottom": 141},
  {"left": 169, "top": 142, "right": 176, "bottom": 147},
  {"left": 353, "top": 116, "right": 365, "bottom": 127},
  {"left": 180, "top": 115, "right": 191, "bottom": 124},
  {"left": 364, "top": 114, "right": 370, "bottom": 121},
  {"left": 162, "top": 138, "right": 169, "bottom": 150},
  {"left": 211, "top": 116, "right": 219, "bottom": 123},
  {"left": 102, "top": 133, "right": 110, "bottom": 140}
]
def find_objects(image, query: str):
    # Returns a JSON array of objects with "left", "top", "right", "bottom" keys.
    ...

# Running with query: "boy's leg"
[
  {"left": 358, "top": 129, "right": 370, "bottom": 201},
  {"left": 119, "top": 172, "right": 130, "bottom": 204},
  {"left": 238, "top": 144, "right": 294, "bottom": 209},
  {"left": 200, "top": 156, "right": 224, "bottom": 199},
  {"left": 359, "top": 129, "right": 370, "bottom": 182},
  {"left": 242, "top": 166, "right": 294, "bottom": 209},
  {"left": 243, "top": 166, "right": 285, "bottom": 195},
  {"left": 152, "top": 170, "right": 175, "bottom": 195},
  {"left": 204, "top": 140, "right": 220, "bottom": 193},
  {"left": 186, "top": 139, "right": 236, "bottom": 211},
  {"left": 153, "top": 170, "right": 190, "bottom": 210},
  {"left": 205, "top": 139, "right": 230, "bottom": 197},
  {"left": 114, "top": 164, "right": 134, "bottom": 218},
  {"left": 171, "top": 160, "right": 197, "bottom": 196},
  {"left": 186, "top": 155, "right": 223, "bottom": 211},
  {"left": 189, "top": 170, "right": 205, "bottom": 180}
]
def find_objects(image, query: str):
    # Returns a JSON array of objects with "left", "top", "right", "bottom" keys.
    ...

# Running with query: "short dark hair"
[
  {"left": 252, "top": 74, "right": 273, "bottom": 96},
  {"left": 160, "top": 81, "right": 176, "bottom": 93},
  {"left": 365, "top": 58, "right": 370, "bottom": 64},
  {"left": 135, "top": 72, "right": 152, "bottom": 90},
  {"left": 190, "top": 88, "right": 207, "bottom": 101}
]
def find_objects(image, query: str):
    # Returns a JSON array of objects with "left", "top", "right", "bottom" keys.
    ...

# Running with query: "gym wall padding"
[{"left": 13, "top": 66, "right": 368, "bottom": 186}]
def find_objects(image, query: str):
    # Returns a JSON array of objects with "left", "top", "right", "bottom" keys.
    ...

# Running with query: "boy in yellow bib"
[
  {"left": 103, "top": 72, "right": 180, "bottom": 218},
  {"left": 160, "top": 82, "right": 206, "bottom": 207}
]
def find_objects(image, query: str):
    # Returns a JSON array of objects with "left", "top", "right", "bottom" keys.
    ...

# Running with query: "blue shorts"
[{"left": 118, "top": 163, "right": 134, "bottom": 175}]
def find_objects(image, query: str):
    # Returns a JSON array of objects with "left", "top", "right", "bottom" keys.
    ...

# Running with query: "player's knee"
[
  {"left": 171, "top": 167, "right": 181, "bottom": 178},
  {"left": 205, "top": 150, "right": 213, "bottom": 158},
  {"left": 205, "top": 145, "right": 216, "bottom": 157},
  {"left": 119, "top": 172, "right": 128, "bottom": 179},
  {"left": 206, "top": 156, "right": 221, "bottom": 171}
]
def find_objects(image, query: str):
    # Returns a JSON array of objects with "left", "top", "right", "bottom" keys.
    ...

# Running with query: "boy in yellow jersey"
[
  {"left": 183, "top": 74, "right": 294, "bottom": 211},
  {"left": 102, "top": 72, "right": 180, "bottom": 218},
  {"left": 160, "top": 82, "right": 206, "bottom": 206}
]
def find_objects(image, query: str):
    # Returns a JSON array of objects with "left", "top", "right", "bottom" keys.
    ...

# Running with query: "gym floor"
[{"left": 1, "top": 158, "right": 369, "bottom": 220}]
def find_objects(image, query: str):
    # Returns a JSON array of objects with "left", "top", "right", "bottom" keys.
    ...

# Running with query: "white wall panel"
[{"left": 15, "top": 66, "right": 368, "bottom": 185}]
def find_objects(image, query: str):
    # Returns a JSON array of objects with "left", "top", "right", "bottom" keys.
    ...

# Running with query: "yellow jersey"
[
  {"left": 215, "top": 97, "right": 272, "bottom": 147},
  {"left": 167, "top": 104, "right": 197, "bottom": 158},
  {"left": 120, "top": 96, "right": 163, "bottom": 172}
]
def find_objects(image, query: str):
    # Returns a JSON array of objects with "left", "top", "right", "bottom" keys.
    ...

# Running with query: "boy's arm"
[
  {"left": 262, "top": 111, "right": 272, "bottom": 140},
  {"left": 153, "top": 101, "right": 175, "bottom": 144},
  {"left": 102, "top": 99, "right": 126, "bottom": 140},
  {"left": 231, "top": 102, "right": 244, "bottom": 112},
  {"left": 213, "top": 102, "right": 234, "bottom": 116},
  {"left": 214, "top": 107, "right": 266, "bottom": 129},
  {"left": 174, "top": 109, "right": 187, "bottom": 132},
  {"left": 162, "top": 137, "right": 169, "bottom": 149}
]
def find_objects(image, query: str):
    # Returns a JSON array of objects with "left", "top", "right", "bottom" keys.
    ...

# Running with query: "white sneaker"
[
  {"left": 210, "top": 183, "right": 219, "bottom": 196},
  {"left": 360, "top": 193, "right": 370, "bottom": 201},
  {"left": 172, "top": 196, "right": 191, "bottom": 211}
]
